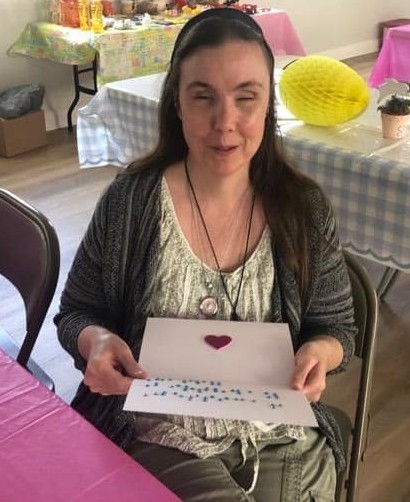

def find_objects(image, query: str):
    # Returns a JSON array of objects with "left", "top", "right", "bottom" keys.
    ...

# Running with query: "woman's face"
[{"left": 177, "top": 40, "right": 271, "bottom": 178}]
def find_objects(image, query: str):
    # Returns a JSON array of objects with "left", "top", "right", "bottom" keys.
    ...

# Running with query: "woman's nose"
[{"left": 213, "top": 100, "right": 237, "bottom": 132}]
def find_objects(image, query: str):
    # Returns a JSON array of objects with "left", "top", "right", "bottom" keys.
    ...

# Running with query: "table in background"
[
  {"left": 7, "top": 20, "right": 184, "bottom": 130},
  {"left": 94, "top": 9, "right": 305, "bottom": 84},
  {"left": 369, "top": 23, "right": 410, "bottom": 88},
  {"left": 0, "top": 348, "right": 181, "bottom": 502},
  {"left": 8, "top": 10, "right": 305, "bottom": 129},
  {"left": 76, "top": 72, "right": 410, "bottom": 280},
  {"left": 7, "top": 20, "right": 184, "bottom": 86},
  {"left": 281, "top": 121, "right": 410, "bottom": 294},
  {"left": 8, "top": 11, "right": 304, "bottom": 86}
]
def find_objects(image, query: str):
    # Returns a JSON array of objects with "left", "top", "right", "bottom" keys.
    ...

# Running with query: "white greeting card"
[{"left": 124, "top": 317, "right": 317, "bottom": 426}]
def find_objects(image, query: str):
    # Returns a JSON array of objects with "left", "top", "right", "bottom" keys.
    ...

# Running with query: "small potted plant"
[{"left": 377, "top": 94, "right": 410, "bottom": 139}]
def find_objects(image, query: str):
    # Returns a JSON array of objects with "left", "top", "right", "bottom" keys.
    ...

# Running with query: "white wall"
[{"left": 1, "top": 0, "right": 410, "bottom": 130}]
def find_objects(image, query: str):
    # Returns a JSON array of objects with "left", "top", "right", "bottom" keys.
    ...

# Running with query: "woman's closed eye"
[
  {"left": 237, "top": 96, "right": 256, "bottom": 102},
  {"left": 194, "top": 94, "right": 213, "bottom": 101},
  {"left": 235, "top": 90, "right": 259, "bottom": 102}
]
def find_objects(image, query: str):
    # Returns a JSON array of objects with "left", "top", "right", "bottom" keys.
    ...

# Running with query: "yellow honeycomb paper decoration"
[{"left": 278, "top": 56, "right": 370, "bottom": 126}]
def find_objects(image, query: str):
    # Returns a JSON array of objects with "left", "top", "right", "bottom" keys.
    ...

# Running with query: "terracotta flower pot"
[{"left": 380, "top": 112, "right": 410, "bottom": 139}]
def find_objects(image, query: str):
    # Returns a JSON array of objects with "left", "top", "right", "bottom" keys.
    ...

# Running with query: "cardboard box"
[{"left": 0, "top": 110, "right": 47, "bottom": 158}]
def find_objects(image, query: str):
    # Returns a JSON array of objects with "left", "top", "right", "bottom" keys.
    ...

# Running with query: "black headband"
[{"left": 171, "top": 8, "right": 266, "bottom": 62}]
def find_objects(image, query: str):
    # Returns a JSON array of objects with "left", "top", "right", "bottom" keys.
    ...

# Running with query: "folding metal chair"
[
  {"left": 329, "top": 251, "right": 379, "bottom": 502},
  {"left": 0, "top": 189, "right": 60, "bottom": 390}
]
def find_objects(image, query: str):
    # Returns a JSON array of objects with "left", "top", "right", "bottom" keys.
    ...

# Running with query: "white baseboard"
[
  {"left": 313, "top": 39, "right": 379, "bottom": 60},
  {"left": 275, "top": 39, "right": 379, "bottom": 70}
]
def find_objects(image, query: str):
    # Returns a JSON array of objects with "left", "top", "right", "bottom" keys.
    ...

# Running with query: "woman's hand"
[
  {"left": 78, "top": 326, "right": 147, "bottom": 396},
  {"left": 291, "top": 336, "right": 344, "bottom": 403}
]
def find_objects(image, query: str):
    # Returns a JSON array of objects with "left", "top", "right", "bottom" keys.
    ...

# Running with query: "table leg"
[
  {"left": 67, "top": 58, "right": 98, "bottom": 132},
  {"left": 376, "top": 267, "right": 401, "bottom": 300}
]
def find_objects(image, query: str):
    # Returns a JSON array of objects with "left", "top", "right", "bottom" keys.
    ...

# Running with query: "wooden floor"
[{"left": 0, "top": 54, "right": 409, "bottom": 501}]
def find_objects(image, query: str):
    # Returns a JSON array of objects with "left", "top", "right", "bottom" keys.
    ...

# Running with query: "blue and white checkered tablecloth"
[
  {"left": 283, "top": 135, "right": 410, "bottom": 271},
  {"left": 77, "top": 74, "right": 410, "bottom": 271},
  {"left": 77, "top": 73, "right": 164, "bottom": 168}
]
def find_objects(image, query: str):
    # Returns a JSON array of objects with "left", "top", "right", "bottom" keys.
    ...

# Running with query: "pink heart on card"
[{"left": 204, "top": 335, "right": 232, "bottom": 350}]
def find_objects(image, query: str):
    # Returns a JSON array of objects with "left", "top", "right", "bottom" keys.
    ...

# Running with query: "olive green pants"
[{"left": 126, "top": 427, "right": 336, "bottom": 502}]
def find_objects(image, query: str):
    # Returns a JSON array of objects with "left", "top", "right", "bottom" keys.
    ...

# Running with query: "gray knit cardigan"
[{"left": 54, "top": 165, "right": 356, "bottom": 472}]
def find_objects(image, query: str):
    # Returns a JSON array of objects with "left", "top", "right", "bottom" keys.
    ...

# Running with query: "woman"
[{"left": 55, "top": 8, "right": 356, "bottom": 501}]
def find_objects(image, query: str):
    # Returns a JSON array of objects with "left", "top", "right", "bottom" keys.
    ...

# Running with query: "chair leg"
[{"left": 0, "top": 326, "right": 55, "bottom": 391}]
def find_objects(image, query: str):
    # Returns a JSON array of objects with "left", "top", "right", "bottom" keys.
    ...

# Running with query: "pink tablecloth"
[
  {"left": 369, "top": 24, "right": 410, "bottom": 87},
  {"left": 254, "top": 10, "right": 306, "bottom": 56},
  {"left": 0, "top": 349, "right": 181, "bottom": 502}
]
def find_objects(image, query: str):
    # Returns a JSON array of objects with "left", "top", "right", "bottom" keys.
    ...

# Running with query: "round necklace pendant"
[{"left": 199, "top": 296, "right": 218, "bottom": 317}]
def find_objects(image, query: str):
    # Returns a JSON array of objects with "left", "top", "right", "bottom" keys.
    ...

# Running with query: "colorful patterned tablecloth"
[
  {"left": 8, "top": 22, "right": 97, "bottom": 66},
  {"left": 7, "top": 10, "right": 305, "bottom": 87},
  {"left": 95, "top": 24, "right": 183, "bottom": 85},
  {"left": 76, "top": 73, "right": 410, "bottom": 272},
  {"left": 7, "top": 20, "right": 184, "bottom": 86}
]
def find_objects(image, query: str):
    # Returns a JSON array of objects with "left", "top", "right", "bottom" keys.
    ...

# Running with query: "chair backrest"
[
  {"left": 0, "top": 189, "right": 60, "bottom": 368},
  {"left": 341, "top": 250, "right": 379, "bottom": 502}
]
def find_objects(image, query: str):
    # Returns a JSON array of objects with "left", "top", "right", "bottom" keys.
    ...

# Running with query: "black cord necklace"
[{"left": 184, "top": 158, "right": 255, "bottom": 321}]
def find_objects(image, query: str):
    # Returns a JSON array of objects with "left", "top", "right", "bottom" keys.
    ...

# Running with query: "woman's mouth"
[{"left": 213, "top": 145, "right": 237, "bottom": 153}]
